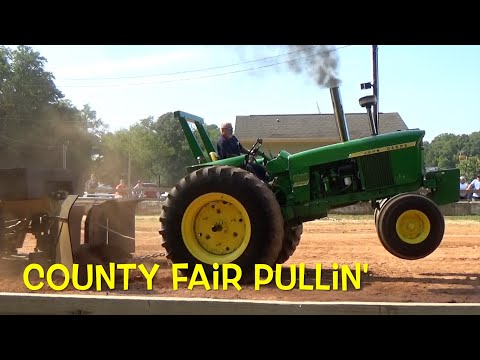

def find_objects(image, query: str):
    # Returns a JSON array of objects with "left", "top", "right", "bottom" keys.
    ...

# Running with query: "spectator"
[
  {"left": 459, "top": 176, "right": 469, "bottom": 200},
  {"left": 115, "top": 179, "right": 129, "bottom": 198},
  {"left": 467, "top": 174, "right": 480, "bottom": 202},
  {"left": 133, "top": 180, "right": 142, "bottom": 198},
  {"left": 216, "top": 122, "right": 267, "bottom": 181},
  {"left": 84, "top": 173, "right": 99, "bottom": 194}
]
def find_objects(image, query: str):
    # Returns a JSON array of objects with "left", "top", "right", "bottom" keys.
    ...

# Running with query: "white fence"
[{"left": 0, "top": 293, "right": 478, "bottom": 315}]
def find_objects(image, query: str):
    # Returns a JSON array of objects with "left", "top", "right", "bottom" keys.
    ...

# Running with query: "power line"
[
  {"left": 63, "top": 45, "right": 324, "bottom": 81},
  {"left": 0, "top": 45, "right": 352, "bottom": 91},
  {"left": 57, "top": 45, "right": 352, "bottom": 88}
]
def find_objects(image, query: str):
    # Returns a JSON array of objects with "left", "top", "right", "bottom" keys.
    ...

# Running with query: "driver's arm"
[{"left": 238, "top": 141, "right": 249, "bottom": 155}]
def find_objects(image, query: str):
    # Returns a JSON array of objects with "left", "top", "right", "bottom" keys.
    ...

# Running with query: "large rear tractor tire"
[
  {"left": 376, "top": 193, "right": 445, "bottom": 260},
  {"left": 275, "top": 222, "right": 303, "bottom": 264},
  {"left": 159, "top": 166, "right": 284, "bottom": 282}
]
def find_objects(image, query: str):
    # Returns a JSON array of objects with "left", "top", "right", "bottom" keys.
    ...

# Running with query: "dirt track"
[{"left": 1, "top": 216, "right": 479, "bottom": 303}]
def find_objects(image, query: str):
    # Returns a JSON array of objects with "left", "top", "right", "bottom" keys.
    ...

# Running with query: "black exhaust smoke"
[{"left": 284, "top": 45, "right": 348, "bottom": 141}]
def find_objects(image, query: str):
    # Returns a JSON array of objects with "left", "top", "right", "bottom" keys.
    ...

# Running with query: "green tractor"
[{"left": 159, "top": 53, "right": 459, "bottom": 282}]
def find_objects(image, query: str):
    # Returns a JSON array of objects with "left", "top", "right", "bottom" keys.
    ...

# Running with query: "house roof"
[{"left": 235, "top": 112, "right": 408, "bottom": 142}]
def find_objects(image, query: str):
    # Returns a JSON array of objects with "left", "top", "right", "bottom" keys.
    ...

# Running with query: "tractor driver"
[{"left": 216, "top": 122, "right": 267, "bottom": 181}]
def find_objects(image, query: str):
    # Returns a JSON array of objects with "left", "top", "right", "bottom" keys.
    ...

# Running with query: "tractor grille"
[{"left": 358, "top": 152, "right": 394, "bottom": 190}]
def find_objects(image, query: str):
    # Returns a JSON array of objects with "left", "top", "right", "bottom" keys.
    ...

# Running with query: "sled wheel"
[{"left": 72, "top": 243, "right": 132, "bottom": 287}]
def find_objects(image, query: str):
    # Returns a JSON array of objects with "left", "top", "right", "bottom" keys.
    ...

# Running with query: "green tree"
[
  {"left": 96, "top": 112, "right": 221, "bottom": 188},
  {"left": 151, "top": 112, "right": 195, "bottom": 185},
  {"left": 0, "top": 46, "right": 109, "bottom": 194},
  {"left": 202, "top": 123, "right": 221, "bottom": 153},
  {"left": 424, "top": 132, "right": 480, "bottom": 177},
  {"left": 0, "top": 46, "right": 63, "bottom": 138},
  {"left": 95, "top": 130, "right": 131, "bottom": 187},
  {"left": 464, "top": 132, "right": 480, "bottom": 157},
  {"left": 423, "top": 133, "right": 464, "bottom": 168},
  {"left": 128, "top": 117, "right": 167, "bottom": 182},
  {"left": 459, "top": 156, "right": 480, "bottom": 181}
]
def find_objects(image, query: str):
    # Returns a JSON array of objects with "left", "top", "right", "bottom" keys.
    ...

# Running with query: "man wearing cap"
[
  {"left": 216, "top": 122, "right": 267, "bottom": 181},
  {"left": 216, "top": 122, "right": 249, "bottom": 159}
]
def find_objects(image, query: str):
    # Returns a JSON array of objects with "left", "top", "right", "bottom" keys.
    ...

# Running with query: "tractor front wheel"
[
  {"left": 374, "top": 197, "right": 390, "bottom": 228},
  {"left": 376, "top": 193, "right": 445, "bottom": 260}
]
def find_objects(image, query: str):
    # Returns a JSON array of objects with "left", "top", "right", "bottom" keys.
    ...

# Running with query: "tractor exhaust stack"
[{"left": 330, "top": 86, "right": 350, "bottom": 143}]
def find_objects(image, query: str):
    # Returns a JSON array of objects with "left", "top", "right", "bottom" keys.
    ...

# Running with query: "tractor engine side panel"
[
  {"left": 356, "top": 152, "right": 394, "bottom": 190},
  {"left": 309, "top": 159, "right": 362, "bottom": 200},
  {"left": 282, "top": 148, "right": 421, "bottom": 210}
]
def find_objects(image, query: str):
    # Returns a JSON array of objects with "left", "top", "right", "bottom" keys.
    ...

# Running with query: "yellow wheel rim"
[
  {"left": 181, "top": 192, "right": 251, "bottom": 265},
  {"left": 396, "top": 209, "right": 430, "bottom": 244}
]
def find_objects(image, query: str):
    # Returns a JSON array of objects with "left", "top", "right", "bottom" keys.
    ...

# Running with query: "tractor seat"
[{"left": 209, "top": 152, "right": 219, "bottom": 161}]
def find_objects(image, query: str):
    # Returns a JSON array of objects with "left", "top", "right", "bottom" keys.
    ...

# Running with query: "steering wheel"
[{"left": 245, "top": 138, "right": 263, "bottom": 165}]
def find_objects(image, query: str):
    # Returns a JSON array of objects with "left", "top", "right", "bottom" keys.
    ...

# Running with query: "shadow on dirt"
[
  {"left": 358, "top": 271, "right": 480, "bottom": 299},
  {"left": 250, "top": 266, "right": 480, "bottom": 294},
  {"left": 0, "top": 255, "right": 30, "bottom": 275},
  {"left": 362, "top": 272, "right": 479, "bottom": 286}
]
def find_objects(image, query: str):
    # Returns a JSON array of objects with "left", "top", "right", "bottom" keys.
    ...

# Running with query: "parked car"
[
  {"left": 97, "top": 183, "right": 114, "bottom": 194},
  {"left": 136, "top": 182, "right": 159, "bottom": 199},
  {"left": 82, "top": 182, "right": 115, "bottom": 199},
  {"left": 81, "top": 192, "right": 116, "bottom": 199}
]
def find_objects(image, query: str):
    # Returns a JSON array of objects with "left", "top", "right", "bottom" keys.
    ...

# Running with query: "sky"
[{"left": 12, "top": 45, "right": 480, "bottom": 142}]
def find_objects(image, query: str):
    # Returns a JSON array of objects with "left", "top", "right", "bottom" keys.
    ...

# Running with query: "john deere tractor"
[{"left": 159, "top": 58, "right": 459, "bottom": 282}]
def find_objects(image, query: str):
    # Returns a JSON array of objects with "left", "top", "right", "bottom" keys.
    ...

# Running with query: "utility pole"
[
  {"left": 62, "top": 142, "right": 68, "bottom": 169},
  {"left": 372, "top": 45, "right": 379, "bottom": 133},
  {"left": 127, "top": 152, "right": 131, "bottom": 187},
  {"left": 360, "top": 45, "right": 380, "bottom": 135}
]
